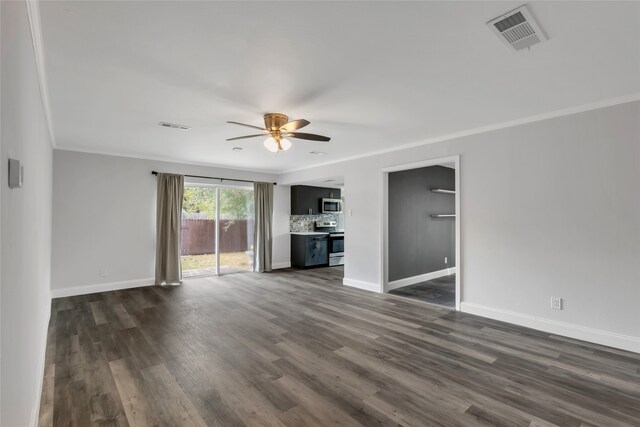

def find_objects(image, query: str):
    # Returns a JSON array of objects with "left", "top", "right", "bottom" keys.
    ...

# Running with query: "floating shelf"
[
  {"left": 431, "top": 188, "right": 455, "bottom": 194},
  {"left": 430, "top": 214, "right": 456, "bottom": 218}
]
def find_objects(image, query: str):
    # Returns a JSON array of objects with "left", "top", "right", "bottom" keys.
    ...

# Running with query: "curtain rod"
[{"left": 151, "top": 171, "right": 276, "bottom": 185}]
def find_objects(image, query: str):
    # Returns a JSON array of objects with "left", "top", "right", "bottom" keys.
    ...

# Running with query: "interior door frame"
[{"left": 380, "top": 155, "right": 461, "bottom": 310}]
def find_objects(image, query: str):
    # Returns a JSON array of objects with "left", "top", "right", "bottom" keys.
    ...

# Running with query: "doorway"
[
  {"left": 289, "top": 178, "right": 346, "bottom": 281},
  {"left": 381, "top": 156, "right": 461, "bottom": 310},
  {"left": 181, "top": 183, "right": 254, "bottom": 277}
]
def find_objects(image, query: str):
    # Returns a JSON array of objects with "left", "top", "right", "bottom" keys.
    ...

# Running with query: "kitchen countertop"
[{"left": 290, "top": 232, "right": 329, "bottom": 236}]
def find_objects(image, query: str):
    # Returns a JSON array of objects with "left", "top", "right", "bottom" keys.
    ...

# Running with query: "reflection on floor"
[
  {"left": 182, "top": 267, "right": 216, "bottom": 278},
  {"left": 290, "top": 265, "right": 344, "bottom": 281},
  {"left": 190, "top": 265, "right": 346, "bottom": 280},
  {"left": 182, "top": 267, "right": 250, "bottom": 277},
  {"left": 389, "top": 274, "right": 455, "bottom": 308}
]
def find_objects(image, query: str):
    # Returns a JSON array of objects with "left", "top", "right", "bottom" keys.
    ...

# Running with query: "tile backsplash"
[{"left": 290, "top": 213, "right": 344, "bottom": 232}]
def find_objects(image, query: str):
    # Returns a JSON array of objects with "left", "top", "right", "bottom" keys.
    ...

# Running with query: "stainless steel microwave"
[{"left": 322, "top": 198, "right": 342, "bottom": 213}]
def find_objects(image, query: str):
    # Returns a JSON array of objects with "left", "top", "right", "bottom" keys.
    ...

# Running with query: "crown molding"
[
  {"left": 53, "top": 146, "right": 281, "bottom": 176},
  {"left": 57, "top": 92, "right": 640, "bottom": 179},
  {"left": 282, "top": 93, "right": 640, "bottom": 174},
  {"left": 26, "top": 0, "right": 56, "bottom": 148}
]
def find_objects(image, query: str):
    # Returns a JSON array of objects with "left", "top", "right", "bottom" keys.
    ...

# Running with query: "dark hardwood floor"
[
  {"left": 389, "top": 274, "right": 456, "bottom": 308},
  {"left": 39, "top": 267, "right": 640, "bottom": 426}
]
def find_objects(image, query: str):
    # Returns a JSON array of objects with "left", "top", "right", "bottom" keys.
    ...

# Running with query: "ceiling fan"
[{"left": 226, "top": 113, "right": 331, "bottom": 153}]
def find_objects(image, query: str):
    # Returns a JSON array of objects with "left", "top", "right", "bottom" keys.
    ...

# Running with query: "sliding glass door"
[
  {"left": 180, "top": 183, "right": 254, "bottom": 277},
  {"left": 181, "top": 186, "right": 217, "bottom": 277},
  {"left": 219, "top": 187, "right": 255, "bottom": 274}
]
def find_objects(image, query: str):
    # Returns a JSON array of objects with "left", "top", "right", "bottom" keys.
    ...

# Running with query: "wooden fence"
[{"left": 181, "top": 219, "right": 252, "bottom": 255}]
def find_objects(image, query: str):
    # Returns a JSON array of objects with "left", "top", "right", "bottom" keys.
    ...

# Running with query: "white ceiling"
[{"left": 39, "top": 1, "right": 640, "bottom": 173}]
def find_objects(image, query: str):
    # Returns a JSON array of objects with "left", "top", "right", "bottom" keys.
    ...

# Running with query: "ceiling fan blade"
[
  {"left": 280, "top": 119, "right": 310, "bottom": 132},
  {"left": 226, "top": 134, "right": 268, "bottom": 141},
  {"left": 227, "top": 121, "right": 267, "bottom": 131},
  {"left": 285, "top": 132, "right": 331, "bottom": 142}
]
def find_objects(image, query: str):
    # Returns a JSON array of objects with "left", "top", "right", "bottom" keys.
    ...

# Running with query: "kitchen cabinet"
[
  {"left": 291, "top": 185, "right": 341, "bottom": 215},
  {"left": 291, "top": 234, "right": 329, "bottom": 268}
]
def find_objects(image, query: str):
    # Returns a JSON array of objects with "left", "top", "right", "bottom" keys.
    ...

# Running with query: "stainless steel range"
[{"left": 315, "top": 221, "right": 344, "bottom": 266}]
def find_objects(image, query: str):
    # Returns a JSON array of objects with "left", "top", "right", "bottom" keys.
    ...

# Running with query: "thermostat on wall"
[{"left": 8, "top": 158, "right": 23, "bottom": 188}]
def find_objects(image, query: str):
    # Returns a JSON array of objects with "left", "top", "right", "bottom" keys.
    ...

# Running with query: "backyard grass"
[{"left": 181, "top": 252, "right": 252, "bottom": 271}]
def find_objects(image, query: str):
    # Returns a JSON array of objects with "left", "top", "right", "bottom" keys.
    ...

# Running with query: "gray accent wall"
[{"left": 388, "top": 166, "right": 455, "bottom": 282}]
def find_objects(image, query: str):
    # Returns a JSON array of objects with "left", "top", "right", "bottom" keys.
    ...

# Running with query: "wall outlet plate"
[{"left": 551, "top": 297, "right": 563, "bottom": 310}]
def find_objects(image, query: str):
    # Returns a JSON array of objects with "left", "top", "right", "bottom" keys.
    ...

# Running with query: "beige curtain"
[
  {"left": 253, "top": 182, "right": 274, "bottom": 272},
  {"left": 155, "top": 173, "right": 184, "bottom": 285}
]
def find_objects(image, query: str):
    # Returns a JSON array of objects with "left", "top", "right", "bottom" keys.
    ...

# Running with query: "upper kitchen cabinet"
[{"left": 291, "top": 185, "right": 342, "bottom": 215}]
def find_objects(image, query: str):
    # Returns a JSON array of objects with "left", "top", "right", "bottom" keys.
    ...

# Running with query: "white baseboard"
[
  {"left": 343, "top": 277, "right": 381, "bottom": 293},
  {"left": 51, "top": 278, "right": 154, "bottom": 298},
  {"left": 387, "top": 267, "right": 457, "bottom": 291},
  {"left": 461, "top": 302, "right": 640, "bottom": 354},
  {"left": 272, "top": 261, "right": 291, "bottom": 270}
]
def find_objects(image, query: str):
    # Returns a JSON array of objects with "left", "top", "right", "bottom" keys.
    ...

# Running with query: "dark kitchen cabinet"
[
  {"left": 291, "top": 234, "right": 329, "bottom": 268},
  {"left": 291, "top": 185, "right": 341, "bottom": 215}
]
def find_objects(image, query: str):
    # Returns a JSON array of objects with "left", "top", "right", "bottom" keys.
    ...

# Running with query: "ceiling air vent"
[
  {"left": 159, "top": 121, "right": 191, "bottom": 131},
  {"left": 487, "top": 4, "right": 546, "bottom": 52}
]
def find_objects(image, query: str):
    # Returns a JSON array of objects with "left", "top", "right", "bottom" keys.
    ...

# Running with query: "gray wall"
[
  {"left": 52, "top": 150, "right": 291, "bottom": 293},
  {"left": 389, "top": 166, "right": 455, "bottom": 281},
  {"left": 281, "top": 101, "right": 640, "bottom": 351},
  {"left": 1, "top": 2, "right": 54, "bottom": 425}
]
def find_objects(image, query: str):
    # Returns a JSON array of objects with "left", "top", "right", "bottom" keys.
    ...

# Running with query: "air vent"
[
  {"left": 159, "top": 122, "right": 191, "bottom": 131},
  {"left": 487, "top": 5, "right": 546, "bottom": 52}
]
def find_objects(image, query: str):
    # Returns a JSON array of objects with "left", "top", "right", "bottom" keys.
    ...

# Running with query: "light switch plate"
[{"left": 8, "top": 158, "right": 23, "bottom": 188}]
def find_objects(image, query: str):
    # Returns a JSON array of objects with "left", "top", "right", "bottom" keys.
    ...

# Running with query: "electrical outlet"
[
  {"left": 99, "top": 268, "right": 108, "bottom": 278},
  {"left": 551, "top": 297, "right": 562, "bottom": 310},
  {"left": 444, "top": 257, "right": 448, "bottom": 264}
]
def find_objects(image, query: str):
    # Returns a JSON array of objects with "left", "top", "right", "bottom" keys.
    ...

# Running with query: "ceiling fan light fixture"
[
  {"left": 280, "top": 138, "right": 292, "bottom": 151},
  {"left": 263, "top": 137, "right": 279, "bottom": 153},
  {"left": 228, "top": 113, "right": 331, "bottom": 153}
]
